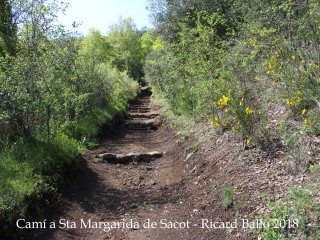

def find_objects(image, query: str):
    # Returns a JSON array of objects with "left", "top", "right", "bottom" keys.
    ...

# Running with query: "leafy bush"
[
  {"left": 222, "top": 187, "right": 234, "bottom": 209},
  {"left": 146, "top": 0, "right": 320, "bottom": 145}
]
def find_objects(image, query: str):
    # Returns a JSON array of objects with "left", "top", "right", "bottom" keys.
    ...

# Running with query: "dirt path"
[
  {"left": 37, "top": 88, "right": 237, "bottom": 240},
  {"left": 32, "top": 85, "right": 315, "bottom": 240}
]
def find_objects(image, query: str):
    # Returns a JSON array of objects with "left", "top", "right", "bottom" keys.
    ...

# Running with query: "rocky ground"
[{"left": 32, "top": 88, "right": 314, "bottom": 240}]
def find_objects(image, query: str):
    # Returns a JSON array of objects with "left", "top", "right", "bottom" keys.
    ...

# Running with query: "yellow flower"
[
  {"left": 225, "top": 108, "right": 229, "bottom": 113},
  {"left": 271, "top": 80, "right": 276, "bottom": 86},
  {"left": 287, "top": 99, "right": 294, "bottom": 106},
  {"left": 301, "top": 59, "right": 305, "bottom": 65},
  {"left": 245, "top": 107, "right": 253, "bottom": 115},
  {"left": 217, "top": 95, "right": 230, "bottom": 107},
  {"left": 286, "top": 99, "right": 289, "bottom": 104},
  {"left": 303, "top": 119, "right": 312, "bottom": 127},
  {"left": 287, "top": 97, "right": 302, "bottom": 107},
  {"left": 291, "top": 55, "right": 296, "bottom": 60},
  {"left": 301, "top": 108, "right": 307, "bottom": 115},
  {"left": 211, "top": 117, "right": 220, "bottom": 127}
]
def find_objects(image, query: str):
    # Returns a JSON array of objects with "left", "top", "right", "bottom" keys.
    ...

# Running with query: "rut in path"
[{"left": 41, "top": 87, "right": 191, "bottom": 240}]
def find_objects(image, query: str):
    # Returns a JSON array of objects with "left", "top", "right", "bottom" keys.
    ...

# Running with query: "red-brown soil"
[{"left": 32, "top": 89, "right": 306, "bottom": 240}]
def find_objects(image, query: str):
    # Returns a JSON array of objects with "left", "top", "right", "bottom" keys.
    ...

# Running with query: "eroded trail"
[
  {"left": 39, "top": 88, "right": 236, "bottom": 240},
  {"left": 42, "top": 88, "right": 193, "bottom": 240}
]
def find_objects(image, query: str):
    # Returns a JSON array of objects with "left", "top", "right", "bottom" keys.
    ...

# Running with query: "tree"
[
  {"left": 107, "top": 17, "right": 144, "bottom": 81},
  {"left": 147, "top": 0, "right": 237, "bottom": 43},
  {"left": 0, "top": 0, "right": 17, "bottom": 56},
  {"left": 75, "top": 29, "right": 114, "bottom": 109},
  {"left": 0, "top": 0, "right": 77, "bottom": 138}
]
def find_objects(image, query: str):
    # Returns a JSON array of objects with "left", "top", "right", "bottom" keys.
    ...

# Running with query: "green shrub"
[
  {"left": 0, "top": 153, "right": 43, "bottom": 219},
  {"left": 146, "top": 0, "right": 320, "bottom": 146},
  {"left": 255, "top": 167, "right": 320, "bottom": 239},
  {"left": 222, "top": 187, "right": 234, "bottom": 209}
]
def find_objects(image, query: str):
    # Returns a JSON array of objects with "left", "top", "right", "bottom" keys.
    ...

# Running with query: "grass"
[
  {"left": 61, "top": 100, "right": 127, "bottom": 141},
  {"left": 0, "top": 133, "right": 81, "bottom": 239},
  {"left": 0, "top": 153, "right": 40, "bottom": 214},
  {"left": 0, "top": 133, "right": 80, "bottom": 220},
  {"left": 150, "top": 92, "right": 206, "bottom": 137}
]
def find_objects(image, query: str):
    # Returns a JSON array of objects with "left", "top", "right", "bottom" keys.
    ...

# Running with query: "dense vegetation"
[
  {"left": 145, "top": 0, "right": 320, "bottom": 239},
  {"left": 0, "top": 0, "right": 149, "bottom": 236},
  {"left": 1, "top": 0, "right": 319, "bottom": 239},
  {"left": 146, "top": 0, "right": 320, "bottom": 141}
]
